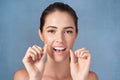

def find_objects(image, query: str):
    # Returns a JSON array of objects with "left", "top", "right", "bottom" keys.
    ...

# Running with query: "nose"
[{"left": 56, "top": 32, "right": 64, "bottom": 43}]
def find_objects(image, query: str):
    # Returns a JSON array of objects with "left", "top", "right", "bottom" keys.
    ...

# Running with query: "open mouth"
[{"left": 53, "top": 47, "right": 66, "bottom": 51}]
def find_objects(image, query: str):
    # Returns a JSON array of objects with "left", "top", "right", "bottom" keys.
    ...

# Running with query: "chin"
[{"left": 53, "top": 55, "right": 70, "bottom": 63}]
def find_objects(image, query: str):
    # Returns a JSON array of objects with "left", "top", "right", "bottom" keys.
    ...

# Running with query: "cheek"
[
  {"left": 66, "top": 37, "right": 76, "bottom": 47},
  {"left": 44, "top": 35, "right": 54, "bottom": 45}
]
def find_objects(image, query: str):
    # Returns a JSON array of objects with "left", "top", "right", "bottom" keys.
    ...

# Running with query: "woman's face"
[{"left": 39, "top": 10, "right": 77, "bottom": 62}]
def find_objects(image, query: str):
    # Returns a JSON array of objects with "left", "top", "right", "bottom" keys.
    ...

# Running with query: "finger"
[
  {"left": 31, "top": 46, "right": 41, "bottom": 60},
  {"left": 80, "top": 50, "right": 91, "bottom": 58},
  {"left": 23, "top": 47, "right": 36, "bottom": 63},
  {"left": 79, "top": 51, "right": 91, "bottom": 68},
  {"left": 80, "top": 50, "right": 89, "bottom": 57},
  {"left": 75, "top": 48, "right": 88, "bottom": 57},
  {"left": 34, "top": 45, "right": 43, "bottom": 52},
  {"left": 74, "top": 48, "right": 85, "bottom": 57},
  {"left": 30, "top": 47, "right": 39, "bottom": 61},
  {"left": 32, "top": 45, "right": 42, "bottom": 54},
  {"left": 78, "top": 51, "right": 91, "bottom": 67},
  {"left": 41, "top": 44, "right": 47, "bottom": 62},
  {"left": 70, "top": 49, "right": 76, "bottom": 63},
  {"left": 33, "top": 45, "right": 43, "bottom": 59}
]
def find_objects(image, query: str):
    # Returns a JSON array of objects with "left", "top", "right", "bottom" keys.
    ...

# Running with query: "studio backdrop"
[{"left": 0, "top": 0, "right": 120, "bottom": 80}]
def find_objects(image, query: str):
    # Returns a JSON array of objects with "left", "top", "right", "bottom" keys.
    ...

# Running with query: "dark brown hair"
[{"left": 40, "top": 2, "right": 78, "bottom": 33}]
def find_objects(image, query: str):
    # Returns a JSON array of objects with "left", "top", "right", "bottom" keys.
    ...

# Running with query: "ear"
[{"left": 38, "top": 29, "right": 44, "bottom": 41}]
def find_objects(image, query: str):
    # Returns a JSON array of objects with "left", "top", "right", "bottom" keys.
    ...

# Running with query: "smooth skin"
[{"left": 14, "top": 11, "right": 98, "bottom": 80}]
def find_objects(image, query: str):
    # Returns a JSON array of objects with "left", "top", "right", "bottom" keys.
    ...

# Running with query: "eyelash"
[
  {"left": 47, "top": 30, "right": 55, "bottom": 33},
  {"left": 47, "top": 30, "right": 73, "bottom": 34},
  {"left": 65, "top": 30, "right": 73, "bottom": 34}
]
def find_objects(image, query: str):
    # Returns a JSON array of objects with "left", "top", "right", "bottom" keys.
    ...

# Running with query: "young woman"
[{"left": 14, "top": 2, "right": 98, "bottom": 80}]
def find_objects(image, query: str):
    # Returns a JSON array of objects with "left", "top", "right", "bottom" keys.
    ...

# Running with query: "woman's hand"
[
  {"left": 22, "top": 44, "right": 47, "bottom": 80},
  {"left": 70, "top": 48, "right": 91, "bottom": 80}
]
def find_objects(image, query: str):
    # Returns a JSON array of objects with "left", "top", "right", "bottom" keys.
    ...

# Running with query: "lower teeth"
[{"left": 55, "top": 49, "right": 63, "bottom": 51}]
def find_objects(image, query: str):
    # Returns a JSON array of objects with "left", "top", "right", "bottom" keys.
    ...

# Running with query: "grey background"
[{"left": 0, "top": 0, "right": 120, "bottom": 80}]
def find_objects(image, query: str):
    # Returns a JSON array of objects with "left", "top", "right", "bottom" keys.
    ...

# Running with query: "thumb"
[
  {"left": 70, "top": 49, "right": 76, "bottom": 63},
  {"left": 41, "top": 44, "right": 47, "bottom": 62}
]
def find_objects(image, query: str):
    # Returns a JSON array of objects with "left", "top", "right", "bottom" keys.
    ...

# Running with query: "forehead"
[{"left": 44, "top": 10, "right": 75, "bottom": 29}]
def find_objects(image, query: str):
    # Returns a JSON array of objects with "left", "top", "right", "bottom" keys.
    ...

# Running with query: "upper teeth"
[{"left": 54, "top": 47, "right": 65, "bottom": 50}]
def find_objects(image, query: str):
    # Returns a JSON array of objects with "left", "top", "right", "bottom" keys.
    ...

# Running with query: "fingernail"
[
  {"left": 80, "top": 52, "right": 84, "bottom": 57},
  {"left": 82, "top": 48, "right": 86, "bottom": 50}
]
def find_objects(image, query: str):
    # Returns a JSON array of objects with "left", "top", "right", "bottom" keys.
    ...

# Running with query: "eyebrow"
[
  {"left": 46, "top": 26, "right": 74, "bottom": 29},
  {"left": 46, "top": 26, "right": 57, "bottom": 29},
  {"left": 64, "top": 26, "right": 74, "bottom": 29}
]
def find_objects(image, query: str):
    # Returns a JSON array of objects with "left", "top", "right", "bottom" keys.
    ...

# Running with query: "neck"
[{"left": 44, "top": 57, "right": 71, "bottom": 79}]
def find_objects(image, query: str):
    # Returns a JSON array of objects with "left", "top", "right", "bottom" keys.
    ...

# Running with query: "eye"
[
  {"left": 64, "top": 30, "right": 73, "bottom": 34},
  {"left": 47, "top": 30, "right": 56, "bottom": 34}
]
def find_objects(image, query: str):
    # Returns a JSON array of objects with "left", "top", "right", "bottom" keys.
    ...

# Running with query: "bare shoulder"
[
  {"left": 14, "top": 68, "right": 29, "bottom": 80},
  {"left": 88, "top": 71, "right": 98, "bottom": 80}
]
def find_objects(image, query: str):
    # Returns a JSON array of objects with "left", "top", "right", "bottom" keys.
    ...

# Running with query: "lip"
[
  {"left": 52, "top": 46, "right": 66, "bottom": 55},
  {"left": 53, "top": 46, "right": 66, "bottom": 49}
]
